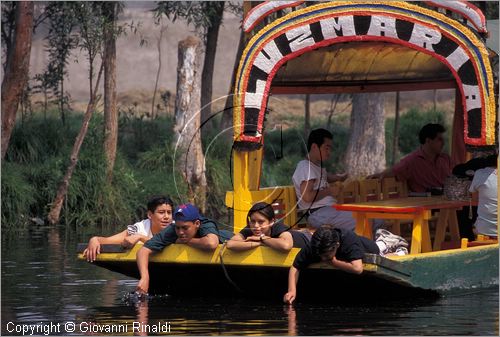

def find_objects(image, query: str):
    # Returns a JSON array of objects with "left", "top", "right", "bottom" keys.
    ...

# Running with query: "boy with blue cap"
[{"left": 135, "top": 203, "right": 233, "bottom": 294}]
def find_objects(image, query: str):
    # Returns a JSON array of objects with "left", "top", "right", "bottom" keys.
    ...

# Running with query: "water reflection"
[{"left": 2, "top": 227, "right": 499, "bottom": 336}]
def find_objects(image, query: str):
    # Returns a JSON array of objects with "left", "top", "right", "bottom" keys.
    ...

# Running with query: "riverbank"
[{"left": 1, "top": 107, "right": 448, "bottom": 233}]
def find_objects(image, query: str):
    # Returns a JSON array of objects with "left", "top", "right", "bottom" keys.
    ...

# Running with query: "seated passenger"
[
  {"left": 227, "top": 202, "right": 310, "bottom": 252},
  {"left": 83, "top": 195, "right": 174, "bottom": 262},
  {"left": 370, "top": 123, "right": 453, "bottom": 194},
  {"left": 135, "top": 203, "right": 233, "bottom": 295},
  {"left": 292, "top": 128, "right": 355, "bottom": 231},
  {"left": 469, "top": 155, "right": 497, "bottom": 238},
  {"left": 283, "top": 225, "right": 407, "bottom": 304}
]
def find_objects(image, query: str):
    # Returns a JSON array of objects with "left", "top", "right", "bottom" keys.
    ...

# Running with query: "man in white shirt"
[{"left": 292, "top": 128, "right": 355, "bottom": 231}]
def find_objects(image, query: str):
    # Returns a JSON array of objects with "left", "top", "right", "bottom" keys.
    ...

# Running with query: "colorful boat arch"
[{"left": 233, "top": 1, "right": 497, "bottom": 150}]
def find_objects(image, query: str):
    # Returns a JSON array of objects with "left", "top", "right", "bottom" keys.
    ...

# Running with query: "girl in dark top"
[{"left": 227, "top": 202, "right": 310, "bottom": 252}]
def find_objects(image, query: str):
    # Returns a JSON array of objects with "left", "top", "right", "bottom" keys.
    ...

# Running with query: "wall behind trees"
[{"left": 26, "top": 2, "right": 240, "bottom": 104}]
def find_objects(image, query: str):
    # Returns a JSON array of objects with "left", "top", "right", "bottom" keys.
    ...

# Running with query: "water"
[{"left": 2, "top": 227, "right": 499, "bottom": 335}]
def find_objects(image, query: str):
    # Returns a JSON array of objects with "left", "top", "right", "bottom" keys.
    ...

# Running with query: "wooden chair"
[
  {"left": 381, "top": 177, "right": 408, "bottom": 235},
  {"left": 336, "top": 180, "right": 359, "bottom": 204},
  {"left": 329, "top": 181, "right": 343, "bottom": 200},
  {"left": 359, "top": 179, "right": 381, "bottom": 202},
  {"left": 382, "top": 177, "right": 408, "bottom": 199}
]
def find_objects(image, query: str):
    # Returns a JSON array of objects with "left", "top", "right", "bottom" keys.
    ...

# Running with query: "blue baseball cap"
[{"left": 174, "top": 203, "right": 200, "bottom": 221}]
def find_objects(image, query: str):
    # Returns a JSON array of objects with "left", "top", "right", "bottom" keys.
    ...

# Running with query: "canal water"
[{"left": 2, "top": 226, "right": 499, "bottom": 335}]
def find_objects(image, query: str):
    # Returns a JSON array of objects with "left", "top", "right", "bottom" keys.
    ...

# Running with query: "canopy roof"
[{"left": 271, "top": 41, "right": 456, "bottom": 93}]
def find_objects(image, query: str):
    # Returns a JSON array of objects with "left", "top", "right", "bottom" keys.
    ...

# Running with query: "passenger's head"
[
  {"left": 310, "top": 225, "right": 340, "bottom": 262},
  {"left": 485, "top": 154, "right": 498, "bottom": 168},
  {"left": 173, "top": 203, "right": 201, "bottom": 240},
  {"left": 247, "top": 202, "right": 275, "bottom": 236},
  {"left": 147, "top": 196, "right": 174, "bottom": 233},
  {"left": 419, "top": 123, "right": 446, "bottom": 154},
  {"left": 307, "top": 128, "right": 333, "bottom": 162}
]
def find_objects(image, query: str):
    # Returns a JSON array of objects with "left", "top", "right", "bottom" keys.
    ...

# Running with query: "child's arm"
[
  {"left": 260, "top": 231, "right": 294, "bottom": 252},
  {"left": 331, "top": 257, "right": 363, "bottom": 274},
  {"left": 226, "top": 233, "right": 261, "bottom": 251},
  {"left": 283, "top": 266, "right": 300, "bottom": 304},
  {"left": 83, "top": 229, "right": 128, "bottom": 262}
]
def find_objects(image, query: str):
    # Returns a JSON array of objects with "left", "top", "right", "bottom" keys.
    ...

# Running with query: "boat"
[{"left": 78, "top": 0, "right": 499, "bottom": 299}]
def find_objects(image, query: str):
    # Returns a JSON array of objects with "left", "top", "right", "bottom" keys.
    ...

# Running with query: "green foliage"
[
  {"left": 5, "top": 116, "right": 78, "bottom": 163},
  {"left": 1, "top": 162, "right": 36, "bottom": 228},
  {"left": 2, "top": 107, "right": 449, "bottom": 231},
  {"left": 396, "top": 107, "right": 448, "bottom": 155},
  {"left": 154, "top": 1, "right": 226, "bottom": 32}
]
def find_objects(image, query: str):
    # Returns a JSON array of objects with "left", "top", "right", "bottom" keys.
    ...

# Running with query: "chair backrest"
[
  {"left": 382, "top": 177, "right": 408, "bottom": 199},
  {"left": 271, "top": 200, "right": 287, "bottom": 221},
  {"left": 359, "top": 178, "right": 381, "bottom": 202},
  {"left": 337, "top": 180, "right": 359, "bottom": 204},
  {"left": 329, "top": 181, "right": 343, "bottom": 200}
]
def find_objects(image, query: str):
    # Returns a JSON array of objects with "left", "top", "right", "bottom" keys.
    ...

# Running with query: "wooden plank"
[{"left": 271, "top": 80, "right": 457, "bottom": 94}]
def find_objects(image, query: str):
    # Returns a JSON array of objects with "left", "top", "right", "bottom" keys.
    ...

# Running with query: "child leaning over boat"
[
  {"left": 227, "top": 202, "right": 310, "bottom": 252},
  {"left": 135, "top": 203, "right": 233, "bottom": 295},
  {"left": 83, "top": 196, "right": 174, "bottom": 262},
  {"left": 283, "top": 224, "right": 408, "bottom": 304}
]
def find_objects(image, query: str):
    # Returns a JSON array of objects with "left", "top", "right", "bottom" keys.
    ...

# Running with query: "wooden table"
[{"left": 334, "top": 197, "right": 471, "bottom": 254}]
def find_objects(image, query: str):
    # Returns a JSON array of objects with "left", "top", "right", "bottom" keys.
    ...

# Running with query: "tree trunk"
[
  {"left": 103, "top": 2, "right": 118, "bottom": 183},
  {"left": 151, "top": 25, "right": 166, "bottom": 119},
  {"left": 344, "top": 93, "right": 386, "bottom": 177},
  {"left": 391, "top": 91, "right": 400, "bottom": 166},
  {"left": 200, "top": 1, "right": 224, "bottom": 131},
  {"left": 174, "top": 36, "right": 207, "bottom": 212},
  {"left": 220, "top": 29, "right": 245, "bottom": 135},
  {"left": 304, "top": 94, "right": 311, "bottom": 139},
  {"left": 47, "top": 64, "right": 104, "bottom": 225},
  {"left": 1, "top": 1, "right": 34, "bottom": 159},
  {"left": 59, "top": 73, "right": 65, "bottom": 125}
]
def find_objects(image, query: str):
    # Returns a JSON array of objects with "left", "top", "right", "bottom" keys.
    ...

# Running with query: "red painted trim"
[
  {"left": 334, "top": 201, "right": 470, "bottom": 213},
  {"left": 425, "top": 0, "right": 487, "bottom": 33},
  {"left": 244, "top": 1, "right": 305, "bottom": 33},
  {"left": 270, "top": 80, "right": 457, "bottom": 94},
  {"left": 241, "top": 13, "right": 488, "bottom": 144}
]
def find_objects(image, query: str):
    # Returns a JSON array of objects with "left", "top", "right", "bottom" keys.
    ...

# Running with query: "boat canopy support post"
[{"left": 228, "top": 148, "right": 264, "bottom": 233}]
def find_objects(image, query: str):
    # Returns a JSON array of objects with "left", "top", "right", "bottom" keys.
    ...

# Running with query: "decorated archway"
[{"left": 233, "top": 1, "right": 497, "bottom": 150}]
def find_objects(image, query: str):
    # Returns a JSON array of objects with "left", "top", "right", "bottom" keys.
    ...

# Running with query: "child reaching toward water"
[{"left": 283, "top": 225, "right": 407, "bottom": 304}]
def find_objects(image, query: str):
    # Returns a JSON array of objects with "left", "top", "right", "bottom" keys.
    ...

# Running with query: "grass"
[{"left": 1, "top": 105, "right": 450, "bottom": 232}]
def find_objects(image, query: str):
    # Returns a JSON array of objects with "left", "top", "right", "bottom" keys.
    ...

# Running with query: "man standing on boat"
[
  {"left": 135, "top": 203, "right": 233, "bottom": 295},
  {"left": 292, "top": 128, "right": 356, "bottom": 231}
]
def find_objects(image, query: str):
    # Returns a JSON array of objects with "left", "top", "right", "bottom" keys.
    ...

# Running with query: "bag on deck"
[{"left": 443, "top": 175, "right": 471, "bottom": 201}]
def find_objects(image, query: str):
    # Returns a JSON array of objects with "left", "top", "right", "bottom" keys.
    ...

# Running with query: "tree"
[
  {"left": 151, "top": 24, "right": 167, "bottom": 119},
  {"left": 155, "top": 1, "right": 226, "bottom": 132},
  {"left": 44, "top": 2, "right": 79, "bottom": 125},
  {"left": 220, "top": 29, "right": 244, "bottom": 134},
  {"left": 199, "top": 2, "right": 225, "bottom": 128},
  {"left": 47, "top": 2, "right": 107, "bottom": 224},
  {"left": 47, "top": 64, "right": 104, "bottom": 225},
  {"left": 304, "top": 94, "right": 311, "bottom": 139},
  {"left": 1, "top": 1, "right": 34, "bottom": 159},
  {"left": 173, "top": 36, "right": 207, "bottom": 212},
  {"left": 344, "top": 93, "right": 386, "bottom": 177},
  {"left": 103, "top": 1, "right": 118, "bottom": 182}
]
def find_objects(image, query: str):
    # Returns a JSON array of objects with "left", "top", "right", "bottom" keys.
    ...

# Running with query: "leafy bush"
[
  {"left": 1, "top": 162, "right": 36, "bottom": 229},
  {"left": 397, "top": 108, "right": 447, "bottom": 155}
]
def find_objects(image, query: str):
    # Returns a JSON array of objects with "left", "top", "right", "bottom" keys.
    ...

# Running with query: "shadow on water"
[{"left": 2, "top": 226, "right": 499, "bottom": 335}]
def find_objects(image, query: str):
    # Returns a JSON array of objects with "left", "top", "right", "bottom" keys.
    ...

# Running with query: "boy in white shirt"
[{"left": 83, "top": 195, "right": 174, "bottom": 262}]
